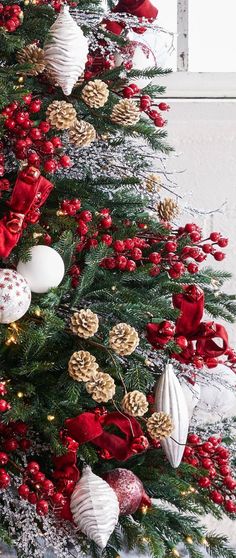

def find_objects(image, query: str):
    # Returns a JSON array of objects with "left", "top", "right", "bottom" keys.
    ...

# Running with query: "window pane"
[
  {"left": 189, "top": 0, "right": 236, "bottom": 71},
  {"left": 151, "top": 0, "right": 177, "bottom": 70}
]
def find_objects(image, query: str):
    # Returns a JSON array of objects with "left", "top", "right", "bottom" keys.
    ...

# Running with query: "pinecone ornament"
[
  {"left": 109, "top": 323, "right": 139, "bottom": 356},
  {"left": 147, "top": 412, "right": 174, "bottom": 440},
  {"left": 17, "top": 44, "right": 45, "bottom": 76},
  {"left": 69, "top": 119, "right": 96, "bottom": 148},
  {"left": 82, "top": 80, "right": 109, "bottom": 108},
  {"left": 111, "top": 99, "right": 140, "bottom": 126},
  {"left": 70, "top": 309, "right": 99, "bottom": 338},
  {"left": 86, "top": 371, "right": 116, "bottom": 403},
  {"left": 145, "top": 173, "right": 162, "bottom": 193},
  {"left": 122, "top": 390, "right": 148, "bottom": 417},
  {"left": 46, "top": 100, "right": 77, "bottom": 130},
  {"left": 68, "top": 350, "right": 99, "bottom": 382},
  {"left": 157, "top": 198, "right": 179, "bottom": 221}
]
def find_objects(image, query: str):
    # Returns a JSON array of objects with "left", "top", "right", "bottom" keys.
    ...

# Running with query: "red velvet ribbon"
[
  {"left": 104, "top": 0, "right": 158, "bottom": 35},
  {"left": 173, "top": 285, "right": 229, "bottom": 364},
  {"left": 0, "top": 167, "right": 53, "bottom": 259},
  {"left": 65, "top": 411, "right": 144, "bottom": 461}
]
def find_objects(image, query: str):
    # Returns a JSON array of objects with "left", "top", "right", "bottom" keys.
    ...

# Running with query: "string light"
[
  {"left": 47, "top": 414, "right": 55, "bottom": 422},
  {"left": 34, "top": 308, "right": 42, "bottom": 317},
  {"left": 56, "top": 210, "right": 65, "bottom": 217},
  {"left": 111, "top": 286, "right": 116, "bottom": 291},
  {"left": 201, "top": 538, "right": 209, "bottom": 547},
  {"left": 172, "top": 549, "right": 180, "bottom": 557},
  {"left": 185, "top": 536, "right": 193, "bottom": 545},
  {"left": 140, "top": 505, "right": 148, "bottom": 515},
  {"left": 5, "top": 335, "right": 17, "bottom": 346},
  {"left": 33, "top": 232, "right": 43, "bottom": 240},
  {"left": 18, "top": 76, "right": 24, "bottom": 84},
  {"left": 17, "top": 391, "right": 24, "bottom": 399},
  {"left": 141, "top": 536, "right": 149, "bottom": 543}
]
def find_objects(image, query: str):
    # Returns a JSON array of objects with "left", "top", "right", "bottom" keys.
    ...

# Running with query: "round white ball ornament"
[
  {"left": 0, "top": 269, "right": 31, "bottom": 324},
  {"left": 17, "top": 245, "right": 65, "bottom": 294}
]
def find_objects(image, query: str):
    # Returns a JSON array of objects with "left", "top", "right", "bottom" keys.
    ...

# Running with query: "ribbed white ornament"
[
  {"left": 155, "top": 363, "right": 189, "bottom": 468},
  {"left": 70, "top": 466, "right": 119, "bottom": 549},
  {"left": 44, "top": 5, "right": 88, "bottom": 96}
]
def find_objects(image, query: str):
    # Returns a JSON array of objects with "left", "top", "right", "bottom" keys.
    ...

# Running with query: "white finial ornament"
[
  {"left": 70, "top": 467, "right": 119, "bottom": 549},
  {"left": 44, "top": 5, "right": 88, "bottom": 96}
]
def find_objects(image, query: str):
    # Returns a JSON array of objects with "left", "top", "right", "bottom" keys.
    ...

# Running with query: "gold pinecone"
[
  {"left": 145, "top": 173, "right": 162, "bottom": 193},
  {"left": 46, "top": 101, "right": 77, "bottom": 130},
  {"left": 86, "top": 371, "right": 116, "bottom": 403},
  {"left": 147, "top": 412, "right": 174, "bottom": 440},
  {"left": 157, "top": 198, "right": 179, "bottom": 221},
  {"left": 68, "top": 350, "right": 99, "bottom": 382},
  {"left": 82, "top": 79, "right": 109, "bottom": 108},
  {"left": 68, "top": 119, "right": 96, "bottom": 148},
  {"left": 111, "top": 99, "right": 140, "bottom": 127},
  {"left": 122, "top": 390, "right": 148, "bottom": 417},
  {"left": 70, "top": 309, "right": 99, "bottom": 338},
  {"left": 17, "top": 44, "right": 45, "bottom": 76},
  {"left": 109, "top": 323, "right": 139, "bottom": 356}
]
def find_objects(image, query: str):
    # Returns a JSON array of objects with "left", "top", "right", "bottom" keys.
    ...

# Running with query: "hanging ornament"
[
  {"left": 17, "top": 245, "right": 65, "bottom": 294},
  {"left": 70, "top": 466, "right": 119, "bottom": 549},
  {"left": 44, "top": 5, "right": 88, "bottom": 96},
  {"left": 154, "top": 363, "right": 189, "bottom": 468},
  {"left": 0, "top": 269, "right": 31, "bottom": 324},
  {"left": 104, "top": 468, "right": 148, "bottom": 514}
]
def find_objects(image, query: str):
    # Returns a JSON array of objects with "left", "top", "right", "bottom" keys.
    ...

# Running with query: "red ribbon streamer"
[
  {"left": 0, "top": 167, "right": 53, "bottom": 259},
  {"left": 173, "top": 285, "right": 228, "bottom": 364},
  {"left": 65, "top": 411, "right": 144, "bottom": 461}
]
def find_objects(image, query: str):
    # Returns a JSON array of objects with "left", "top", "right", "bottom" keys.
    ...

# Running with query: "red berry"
[
  {"left": 0, "top": 400, "right": 9, "bottom": 412},
  {"left": 42, "top": 479, "right": 54, "bottom": 495},
  {"left": 116, "top": 255, "right": 127, "bottom": 271},
  {"left": 129, "top": 83, "right": 140, "bottom": 94},
  {"left": 29, "top": 100, "right": 41, "bottom": 113},
  {"left": 149, "top": 252, "right": 161, "bottom": 264},
  {"left": 185, "top": 223, "right": 197, "bottom": 233},
  {"left": 100, "top": 216, "right": 112, "bottom": 228},
  {"left": 4, "top": 438, "right": 19, "bottom": 452},
  {"left": 158, "top": 102, "right": 170, "bottom": 111},
  {"left": 201, "top": 458, "right": 213, "bottom": 469},
  {"left": 224, "top": 500, "right": 236, "bottom": 513},
  {"left": 26, "top": 461, "right": 40, "bottom": 476},
  {"left": 165, "top": 241, "right": 177, "bottom": 252},
  {"left": 213, "top": 251, "right": 225, "bottom": 261},
  {"left": 42, "top": 141, "right": 54, "bottom": 155},
  {"left": 44, "top": 159, "right": 57, "bottom": 173},
  {"left": 113, "top": 240, "right": 125, "bottom": 252},
  {"left": 188, "top": 434, "right": 200, "bottom": 444},
  {"left": 51, "top": 492, "right": 66, "bottom": 506},
  {"left": 5, "top": 118, "right": 16, "bottom": 130},
  {"left": 154, "top": 115, "right": 165, "bottom": 127},
  {"left": 172, "top": 262, "right": 185, "bottom": 274},
  {"left": 23, "top": 94, "right": 32, "bottom": 105},
  {"left": 0, "top": 452, "right": 8, "bottom": 466},
  {"left": 202, "top": 243, "right": 213, "bottom": 254},
  {"left": 210, "top": 232, "right": 220, "bottom": 242},
  {"left": 184, "top": 446, "right": 193, "bottom": 457},
  {"left": 101, "top": 234, "right": 112, "bottom": 246},
  {"left": 217, "top": 447, "right": 230, "bottom": 459},
  {"left": 15, "top": 111, "right": 27, "bottom": 126},
  {"left": 34, "top": 472, "right": 46, "bottom": 484},
  {"left": 140, "top": 96, "right": 151, "bottom": 110},
  {"left": 30, "top": 127, "right": 42, "bottom": 141},
  {"left": 0, "top": 469, "right": 10, "bottom": 488},
  {"left": 188, "top": 456, "right": 199, "bottom": 467},
  {"left": 208, "top": 467, "right": 217, "bottom": 479},
  {"left": 198, "top": 476, "right": 211, "bottom": 488},
  {"left": 220, "top": 465, "right": 231, "bottom": 476},
  {"left": 190, "top": 231, "right": 202, "bottom": 242},
  {"left": 18, "top": 484, "right": 30, "bottom": 499},
  {"left": 224, "top": 476, "right": 236, "bottom": 491},
  {"left": 210, "top": 490, "right": 224, "bottom": 504},
  {"left": 60, "top": 155, "right": 72, "bottom": 168},
  {"left": 218, "top": 237, "right": 228, "bottom": 248},
  {"left": 100, "top": 208, "right": 110, "bottom": 216},
  {"left": 14, "top": 421, "right": 28, "bottom": 436},
  {"left": 19, "top": 438, "right": 32, "bottom": 451},
  {"left": 76, "top": 220, "right": 88, "bottom": 235},
  {"left": 126, "top": 259, "right": 136, "bottom": 272},
  {"left": 124, "top": 238, "right": 135, "bottom": 250},
  {"left": 187, "top": 263, "right": 199, "bottom": 274},
  {"left": 79, "top": 210, "right": 93, "bottom": 222},
  {"left": 149, "top": 265, "right": 161, "bottom": 277},
  {"left": 51, "top": 136, "right": 62, "bottom": 148},
  {"left": 39, "top": 121, "right": 50, "bottom": 133},
  {"left": 202, "top": 442, "right": 214, "bottom": 453},
  {"left": 175, "top": 335, "right": 188, "bottom": 349},
  {"left": 148, "top": 109, "right": 160, "bottom": 120},
  {"left": 131, "top": 247, "right": 142, "bottom": 261},
  {"left": 28, "top": 492, "right": 38, "bottom": 505},
  {"left": 104, "top": 257, "right": 116, "bottom": 270},
  {"left": 123, "top": 86, "right": 134, "bottom": 98}
]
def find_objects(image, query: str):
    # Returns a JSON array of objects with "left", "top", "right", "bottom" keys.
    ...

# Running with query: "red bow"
[
  {"left": 173, "top": 285, "right": 228, "bottom": 365},
  {"left": 65, "top": 411, "right": 147, "bottom": 461},
  {"left": 0, "top": 167, "right": 53, "bottom": 259}
]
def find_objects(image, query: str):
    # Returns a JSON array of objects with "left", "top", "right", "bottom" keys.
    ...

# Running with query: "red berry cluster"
[
  {"left": 34, "top": 0, "right": 78, "bottom": 12},
  {"left": 18, "top": 460, "right": 67, "bottom": 516},
  {"left": 101, "top": 235, "right": 149, "bottom": 272},
  {"left": 183, "top": 433, "right": 236, "bottom": 514},
  {"left": 122, "top": 86, "right": 169, "bottom": 128},
  {"left": 2, "top": 96, "right": 72, "bottom": 174},
  {"left": 0, "top": 3, "right": 23, "bottom": 32},
  {"left": 84, "top": 53, "right": 115, "bottom": 80}
]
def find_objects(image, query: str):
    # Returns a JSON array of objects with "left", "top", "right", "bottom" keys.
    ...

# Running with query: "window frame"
[{"left": 154, "top": 0, "right": 236, "bottom": 99}]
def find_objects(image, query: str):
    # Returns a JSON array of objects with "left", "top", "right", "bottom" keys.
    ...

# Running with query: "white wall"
[{"left": 165, "top": 99, "right": 236, "bottom": 345}]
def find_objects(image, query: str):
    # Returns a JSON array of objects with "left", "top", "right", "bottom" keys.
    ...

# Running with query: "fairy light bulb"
[
  {"left": 17, "top": 391, "right": 24, "bottom": 398},
  {"left": 47, "top": 414, "right": 55, "bottom": 422}
]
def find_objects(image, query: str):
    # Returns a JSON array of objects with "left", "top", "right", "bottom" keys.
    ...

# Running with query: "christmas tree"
[{"left": 0, "top": 0, "right": 236, "bottom": 556}]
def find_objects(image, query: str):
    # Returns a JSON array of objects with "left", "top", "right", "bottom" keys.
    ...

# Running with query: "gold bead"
[
  {"left": 185, "top": 536, "right": 193, "bottom": 545},
  {"left": 17, "top": 391, "right": 24, "bottom": 398},
  {"left": 172, "top": 549, "right": 180, "bottom": 558},
  {"left": 140, "top": 504, "right": 148, "bottom": 515},
  {"left": 47, "top": 414, "right": 55, "bottom": 422}
]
